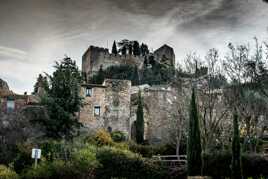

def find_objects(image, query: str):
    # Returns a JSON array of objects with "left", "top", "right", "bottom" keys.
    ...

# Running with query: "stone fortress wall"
[{"left": 80, "top": 42, "right": 179, "bottom": 143}]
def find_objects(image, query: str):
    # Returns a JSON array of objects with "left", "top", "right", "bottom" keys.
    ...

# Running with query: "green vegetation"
[
  {"left": 0, "top": 165, "right": 19, "bottom": 179},
  {"left": 231, "top": 112, "right": 242, "bottom": 179},
  {"left": 112, "top": 40, "right": 118, "bottom": 55},
  {"left": 136, "top": 90, "right": 144, "bottom": 144},
  {"left": 38, "top": 57, "right": 83, "bottom": 139},
  {"left": 33, "top": 74, "right": 49, "bottom": 94},
  {"left": 187, "top": 88, "right": 202, "bottom": 176}
]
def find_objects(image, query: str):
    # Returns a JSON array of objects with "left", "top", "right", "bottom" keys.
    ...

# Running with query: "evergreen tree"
[
  {"left": 121, "top": 46, "right": 127, "bottom": 56},
  {"left": 112, "top": 40, "right": 118, "bottom": 55},
  {"left": 136, "top": 90, "right": 144, "bottom": 144},
  {"left": 133, "top": 41, "right": 141, "bottom": 56},
  {"left": 231, "top": 112, "right": 242, "bottom": 179},
  {"left": 141, "top": 43, "right": 149, "bottom": 56},
  {"left": 131, "top": 66, "right": 139, "bottom": 85},
  {"left": 187, "top": 88, "right": 202, "bottom": 176},
  {"left": 128, "top": 44, "right": 133, "bottom": 55},
  {"left": 40, "top": 57, "right": 82, "bottom": 139},
  {"left": 33, "top": 74, "right": 49, "bottom": 94}
]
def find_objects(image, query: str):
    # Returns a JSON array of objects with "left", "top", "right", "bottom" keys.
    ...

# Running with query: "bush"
[
  {"left": 0, "top": 165, "right": 19, "bottom": 179},
  {"left": 111, "top": 131, "right": 127, "bottom": 142},
  {"left": 96, "top": 146, "right": 167, "bottom": 179},
  {"left": 128, "top": 142, "right": 177, "bottom": 158},
  {"left": 203, "top": 152, "right": 268, "bottom": 178},
  {"left": 92, "top": 129, "right": 113, "bottom": 146},
  {"left": 12, "top": 142, "right": 34, "bottom": 173},
  {"left": 71, "top": 145, "right": 100, "bottom": 176},
  {"left": 21, "top": 145, "right": 99, "bottom": 179}
]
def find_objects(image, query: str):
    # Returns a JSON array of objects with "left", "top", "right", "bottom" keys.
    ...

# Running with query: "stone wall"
[
  {"left": 79, "top": 84, "right": 106, "bottom": 130},
  {"left": 154, "top": 44, "right": 175, "bottom": 67},
  {"left": 130, "top": 85, "right": 179, "bottom": 144},
  {"left": 79, "top": 79, "right": 132, "bottom": 136},
  {"left": 82, "top": 46, "right": 144, "bottom": 80},
  {"left": 82, "top": 44, "right": 176, "bottom": 80},
  {"left": 103, "top": 79, "right": 131, "bottom": 134}
]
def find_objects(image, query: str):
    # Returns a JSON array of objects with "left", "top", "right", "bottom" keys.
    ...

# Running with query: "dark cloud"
[{"left": 0, "top": 0, "right": 268, "bottom": 93}]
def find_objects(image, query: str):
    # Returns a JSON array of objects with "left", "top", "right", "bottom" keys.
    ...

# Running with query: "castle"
[{"left": 80, "top": 43, "right": 179, "bottom": 144}]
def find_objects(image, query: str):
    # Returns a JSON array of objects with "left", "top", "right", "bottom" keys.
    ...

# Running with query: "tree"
[
  {"left": 140, "top": 43, "right": 149, "bottom": 56},
  {"left": 33, "top": 74, "right": 49, "bottom": 94},
  {"left": 118, "top": 39, "right": 130, "bottom": 55},
  {"left": 133, "top": 41, "right": 141, "bottom": 56},
  {"left": 40, "top": 57, "right": 82, "bottom": 139},
  {"left": 231, "top": 112, "right": 242, "bottom": 179},
  {"left": 187, "top": 88, "right": 202, "bottom": 176},
  {"left": 121, "top": 46, "right": 127, "bottom": 56},
  {"left": 136, "top": 90, "right": 144, "bottom": 144},
  {"left": 112, "top": 41, "right": 118, "bottom": 55},
  {"left": 128, "top": 44, "right": 133, "bottom": 55},
  {"left": 199, "top": 49, "right": 230, "bottom": 152},
  {"left": 131, "top": 66, "right": 140, "bottom": 85},
  {"left": 223, "top": 39, "right": 268, "bottom": 152}
]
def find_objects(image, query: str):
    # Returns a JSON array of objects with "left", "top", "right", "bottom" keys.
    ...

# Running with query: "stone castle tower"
[{"left": 82, "top": 44, "right": 175, "bottom": 80}]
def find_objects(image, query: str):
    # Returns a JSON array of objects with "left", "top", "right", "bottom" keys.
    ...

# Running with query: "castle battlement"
[{"left": 82, "top": 42, "right": 176, "bottom": 82}]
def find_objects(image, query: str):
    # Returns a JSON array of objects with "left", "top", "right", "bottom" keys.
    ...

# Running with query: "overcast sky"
[{"left": 0, "top": 0, "right": 268, "bottom": 93}]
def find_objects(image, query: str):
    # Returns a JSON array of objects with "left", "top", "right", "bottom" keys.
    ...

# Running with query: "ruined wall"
[
  {"left": 103, "top": 79, "right": 131, "bottom": 134},
  {"left": 82, "top": 46, "right": 144, "bottom": 79},
  {"left": 130, "top": 85, "right": 179, "bottom": 144}
]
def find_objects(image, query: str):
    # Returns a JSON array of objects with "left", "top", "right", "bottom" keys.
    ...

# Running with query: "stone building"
[
  {"left": 0, "top": 79, "right": 38, "bottom": 114},
  {"left": 82, "top": 44, "right": 175, "bottom": 81},
  {"left": 80, "top": 42, "right": 178, "bottom": 143},
  {"left": 79, "top": 79, "right": 179, "bottom": 143},
  {"left": 79, "top": 79, "right": 132, "bottom": 135}
]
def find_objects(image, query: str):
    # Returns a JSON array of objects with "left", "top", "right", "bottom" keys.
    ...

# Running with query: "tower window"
[
  {"left": 94, "top": 106, "right": 101, "bottom": 116},
  {"left": 86, "top": 88, "right": 92, "bottom": 97}
]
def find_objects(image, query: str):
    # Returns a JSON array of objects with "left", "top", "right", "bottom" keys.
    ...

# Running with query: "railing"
[{"left": 152, "top": 155, "right": 187, "bottom": 168}]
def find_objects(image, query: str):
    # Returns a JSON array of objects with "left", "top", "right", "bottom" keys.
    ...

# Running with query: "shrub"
[
  {"left": 13, "top": 142, "right": 34, "bottom": 173},
  {"left": 0, "top": 165, "right": 19, "bottom": 179},
  {"left": 96, "top": 146, "right": 167, "bottom": 179},
  {"left": 21, "top": 145, "right": 99, "bottom": 179},
  {"left": 21, "top": 160, "right": 70, "bottom": 179},
  {"left": 93, "top": 129, "right": 113, "bottom": 146},
  {"left": 203, "top": 152, "right": 268, "bottom": 178},
  {"left": 71, "top": 145, "right": 100, "bottom": 176},
  {"left": 111, "top": 131, "right": 127, "bottom": 142},
  {"left": 128, "top": 142, "right": 177, "bottom": 158}
]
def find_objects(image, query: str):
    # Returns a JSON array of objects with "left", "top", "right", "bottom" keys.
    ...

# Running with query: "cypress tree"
[
  {"left": 231, "top": 112, "right": 242, "bottom": 179},
  {"left": 133, "top": 41, "right": 141, "bottom": 56},
  {"left": 112, "top": 41, "right": 118, "bottom": 55},
  {"left": 131, "top": 66, "right": 139, "bottom": 85},
  {"left": 136, "top": 90, "right": 144, "bottom": 144},
  {"left": 121, "top": 46, "right": 127, "bottom": 56},
  {"left": 128, "top": 44, "right": 133, "bottom": 55},
  {"left": 187, "top": 88, "right": 202, "bottom": 176}
]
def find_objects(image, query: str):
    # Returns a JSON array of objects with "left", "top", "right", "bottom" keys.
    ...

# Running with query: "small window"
[
  {"left": 94, "top": 106, "right": 100, "bottom": 116},
  {"left": 7, "top": 100, "right": 15, "bottom": 113},
  {"left": 86, "top": 88, "right": 92, "bottom": 97}
]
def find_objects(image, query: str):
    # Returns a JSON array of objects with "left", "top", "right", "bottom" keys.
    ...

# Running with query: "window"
[
  {"left": 94, "top": 106, "right": 100, "bottom": 116},
  {"left": 7, "top": 100, "right": 15, "bottom": 113},
  {"left": 86, "top": 88, "right": 92, "bottom": 97}
]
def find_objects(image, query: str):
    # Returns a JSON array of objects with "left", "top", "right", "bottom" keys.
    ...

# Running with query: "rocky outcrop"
[{"left": 0, "top": 78, "right": 9, "bottom": 91}]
